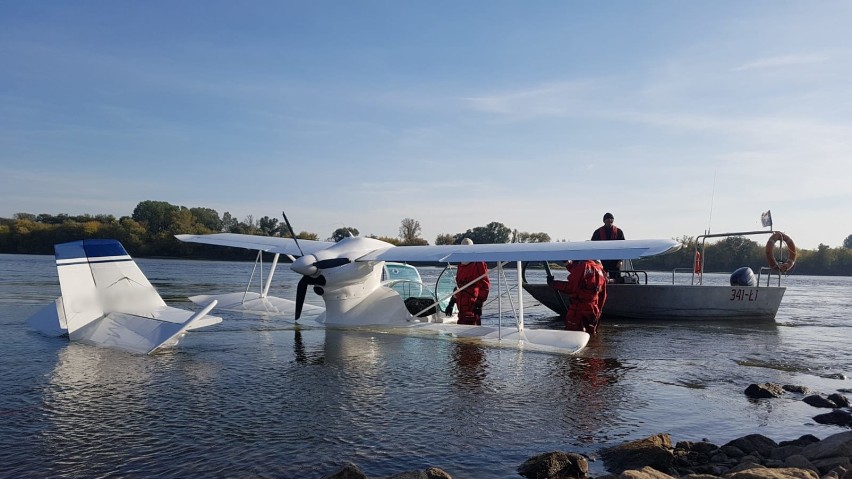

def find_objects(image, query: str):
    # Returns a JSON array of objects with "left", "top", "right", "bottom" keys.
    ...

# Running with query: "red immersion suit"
[
  {"left": 549, "top": 260, "right": 607, "bottom": 334},
  {"left": 454, "top": 261, "right": 490, "bottom": 325}
]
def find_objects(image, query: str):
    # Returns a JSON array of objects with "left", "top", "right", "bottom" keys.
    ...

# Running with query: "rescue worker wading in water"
[
  {"left": 446, "top": 238, "right": 490, "bottom": 325},
  {"left": 547, "top": 260, "right": 607, "bottom": 334}
]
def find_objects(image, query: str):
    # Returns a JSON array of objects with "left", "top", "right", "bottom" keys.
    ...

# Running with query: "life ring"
[
  {"left": 693, "top": 251, "right": 702, "bottom": 274},
  {"left": 765, "top": 232, "right": 797, "bottom": 273}
]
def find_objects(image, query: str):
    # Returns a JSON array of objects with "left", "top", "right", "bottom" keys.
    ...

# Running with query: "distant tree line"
[
  {"left": 2, "top": 200, "right": 851, "bottom": 275},
  {"left": 0, "top": 201, "right": 550, "bottom": 259},
  {"left": 633, "top": 235, "right": 852, "bottom": 276}
]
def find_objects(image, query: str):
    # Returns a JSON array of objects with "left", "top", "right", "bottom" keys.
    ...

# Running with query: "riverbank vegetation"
[{"left": 2, "top": 200, "right": 850, "bottom": 276}]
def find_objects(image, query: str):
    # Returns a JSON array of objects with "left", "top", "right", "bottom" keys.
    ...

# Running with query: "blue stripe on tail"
[{"left": 54, "top": 239, "right": 129, "bottom": 260}]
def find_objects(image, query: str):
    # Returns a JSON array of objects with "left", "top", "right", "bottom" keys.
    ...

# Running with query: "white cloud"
[{"left": 732, "top": 54, "right": 829, "bottom": 72}]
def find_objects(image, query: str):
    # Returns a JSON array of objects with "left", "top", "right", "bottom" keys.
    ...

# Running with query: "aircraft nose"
[{"left": 291, "top": 254, "right": 318, "bottom": 276}]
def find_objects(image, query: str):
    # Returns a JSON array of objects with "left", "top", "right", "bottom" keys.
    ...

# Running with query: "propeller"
[
  {"left": 282, "top": 211, "right": 304, "bottom": 256},
  {"left": 295, "top": 274, "right": 326, "bottom": 320}
]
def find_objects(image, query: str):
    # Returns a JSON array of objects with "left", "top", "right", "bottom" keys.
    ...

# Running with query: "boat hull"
[{"left": 523, "top": 283, "right": 785, "bottom": 321}]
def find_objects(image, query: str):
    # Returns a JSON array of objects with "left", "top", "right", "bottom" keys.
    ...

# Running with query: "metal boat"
[{"left": 522, "top": 230, "right": 795, "bottom": 321}]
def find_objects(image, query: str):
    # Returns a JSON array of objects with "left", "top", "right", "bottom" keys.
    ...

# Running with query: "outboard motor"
[{"left": 730, "top": 267, "right": 757, "bottom": 287}]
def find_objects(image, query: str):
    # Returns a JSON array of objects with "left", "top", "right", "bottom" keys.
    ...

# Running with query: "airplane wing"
[
  {"left": 175, "top": 233, "right": 334, "bottom": 256},
  {"left": 356, "top": 239, "right": 681, "bottom": 263}
]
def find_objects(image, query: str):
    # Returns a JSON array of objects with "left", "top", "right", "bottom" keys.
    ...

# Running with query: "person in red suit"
[
  {"left": 449, "top": 238, "right": 490, "bottom": 325},
  {"left": 548, "top": 260, "right": 607, "bottom": 334}
]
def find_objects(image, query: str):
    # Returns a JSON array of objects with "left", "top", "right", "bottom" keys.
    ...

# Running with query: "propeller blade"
[
  {"left": 295, "top": 275, "right": 309, "bottom": 320},
  {"left": 282, "top": 211, "right": 304, "bottom": 257},
  {"left": 314, "top": 258, "right": 351, "bottom": 269}
]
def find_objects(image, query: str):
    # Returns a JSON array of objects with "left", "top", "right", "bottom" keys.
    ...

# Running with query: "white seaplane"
[
  {"left": 176, "top": 216, "right": 680, "bottom": 354},
  {"left": 26, "top": 239, "right": 222, "bottom": 354}
]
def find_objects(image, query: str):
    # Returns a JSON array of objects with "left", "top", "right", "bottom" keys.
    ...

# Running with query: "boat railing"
[
  {"left": 757, "top": 266, "right": 783, "bottom": 287},
  {"left": 694, "top": 229, "right": 785, "bottom": 286},
  {"left": 670, "top": 267, "right": 700, "bottom": 285}
]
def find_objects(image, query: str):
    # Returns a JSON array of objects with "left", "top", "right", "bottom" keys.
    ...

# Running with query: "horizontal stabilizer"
[
  {"left": 26, "top": 298, "right": 68, "bottom": 337},
  {"left": 189, "top": 292, "right": 324, "bottom": 320},
  {"left": 70, "top": 300, "right": 218, "bottom": 354}
]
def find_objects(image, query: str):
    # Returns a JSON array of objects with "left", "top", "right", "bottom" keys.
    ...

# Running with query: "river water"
[{"left": 1, "top": 254, "right": 850, "bottom": 478}]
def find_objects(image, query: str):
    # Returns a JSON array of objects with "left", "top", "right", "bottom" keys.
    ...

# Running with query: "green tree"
[
  {"left": 258, "top": 216, "right": 280, "bottom": 236},
  {"left": 295, "top": 231, "right": 319, "bottom": 240},
  {"left": 706, "top": 236, "right": 759, "bottom": 271},
  {"left": 434, "top": 233, "right": 455, "bottom": 245},
  {"left": 458, "top": 221, "right": 512, "bottom": 244},
  {"left": 222, "top": 212, "right": 239, "bottom": 232},
  {"left": 513, "top": 230, "right": 551, "bottom": 243},
  {"left": 844, "top": 234, "right": 852, "bottom": 249},
  {"left": 190, "top": 207, "right": 223, "bottom": 232},
  {"left": 368, "top": 234, "right": 401, "bottom": 245},
  {"left": 331, "top": 227, "right": 359, "bottom": 242},
  {"left": 132, "top": 200, "right": 179, "bottom": 234}
]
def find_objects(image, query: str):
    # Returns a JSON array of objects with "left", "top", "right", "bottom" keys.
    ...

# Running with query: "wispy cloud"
[
  {"left": 732, "top": 54, "right": 828, "bottom": 72},
  {"left": 462, "top": 81, "right": 597, "bottom": 119}
]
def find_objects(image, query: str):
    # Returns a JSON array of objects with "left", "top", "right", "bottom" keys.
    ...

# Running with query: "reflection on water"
[
  {"left": 451, "top": 341, "right": 488, "bottom": 390},
  {"left": 1, "top": 255, "right": 851, "bottom": 478}
]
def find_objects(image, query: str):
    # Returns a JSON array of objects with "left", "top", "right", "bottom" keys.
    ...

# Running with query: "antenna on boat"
[{"left": 706, "top": 170, "right": 717, "bottom": 235}]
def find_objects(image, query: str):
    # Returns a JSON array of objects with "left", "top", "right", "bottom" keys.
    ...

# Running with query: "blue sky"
[{"left": 2, "top": 1, "right": 850, "bottom": 249}]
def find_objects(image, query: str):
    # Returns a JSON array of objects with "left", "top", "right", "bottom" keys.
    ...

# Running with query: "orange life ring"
[
  {"left": 693, "top": 251, "right": 702, "bottom": 274},
  {"left": 765, "top": 232, "right": 797, "bottom": 273}
]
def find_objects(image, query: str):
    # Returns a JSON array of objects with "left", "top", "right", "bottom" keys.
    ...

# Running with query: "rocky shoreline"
[{"left": 319, "top": 383, "right": 851, "bottom": 479}]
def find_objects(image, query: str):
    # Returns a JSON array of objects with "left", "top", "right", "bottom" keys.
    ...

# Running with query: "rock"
[
  {"left": 782, "top": 454, "right": 816, "bottom": 472},
  {"left": 803, "top": 395, "right": 840, "bottom": 408},
  {"left": 601, "top": 434, "right": 674, "bottom": 475},
  {"left": 770, "top": 445, "right": 804, "bottom": 461},
  {"left": 618, "top": 466, "right": 677, "bottom": 479},
  {"left": 783, "top": 385, "right": 811, "bottom": 395},
  {"left": 322, "top": 462, "right": 368, "bottom": 479},
  {"left": 745, "top": 383, "right": 786, "bottom": 399},
  {"left": 725, "top": 461, "right": 766, "bottom": 474},
  {"left": 692, "top": 442, "right": 721, "bottom": 455},
  {"left": 723, "top": 434, "right": 779, "bottom": 458},
  {"left": 720, "top": 445, "right": 747, "bottom": 459},
  {"left": 724, "top": 466, "right": 819, "bottom": 479},
  {"left": 383, "top": 467, "right": 453, "bottom": 479},
  {"left": 813, "top": 410, "right": 852, "bottom": 427},
  {"left": 779, "top": 435, "right": 821, "bottom": 448},
  {"left": 801, "top": 431, "right": 852, "bottom": 461},
  {"left": 811, "top": 457, "right": 852, "bottom": 476},
  {"left": 517, "top": 451, "right": 589, "bottom": 479},
  {"left": 829, "top": 393, "right": 851, "bottom": 408}
]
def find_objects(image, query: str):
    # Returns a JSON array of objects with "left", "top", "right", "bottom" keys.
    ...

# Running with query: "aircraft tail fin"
[
  {"left": 27, "top": 239, "right": 221, "bottom": 353},
  {"left": 53, "top": 239, "right": 167, "bottom": 335}
]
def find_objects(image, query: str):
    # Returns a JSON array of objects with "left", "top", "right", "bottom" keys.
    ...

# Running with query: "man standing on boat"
[
  {"left": 548, "top": 260, "right": 608, "bottom": 334},
  {"left": 449, "top": 238, "right": 491, "bottom": 325},
  {"left": 591, "top": 212, "right": 626, "bottom": 282}
]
